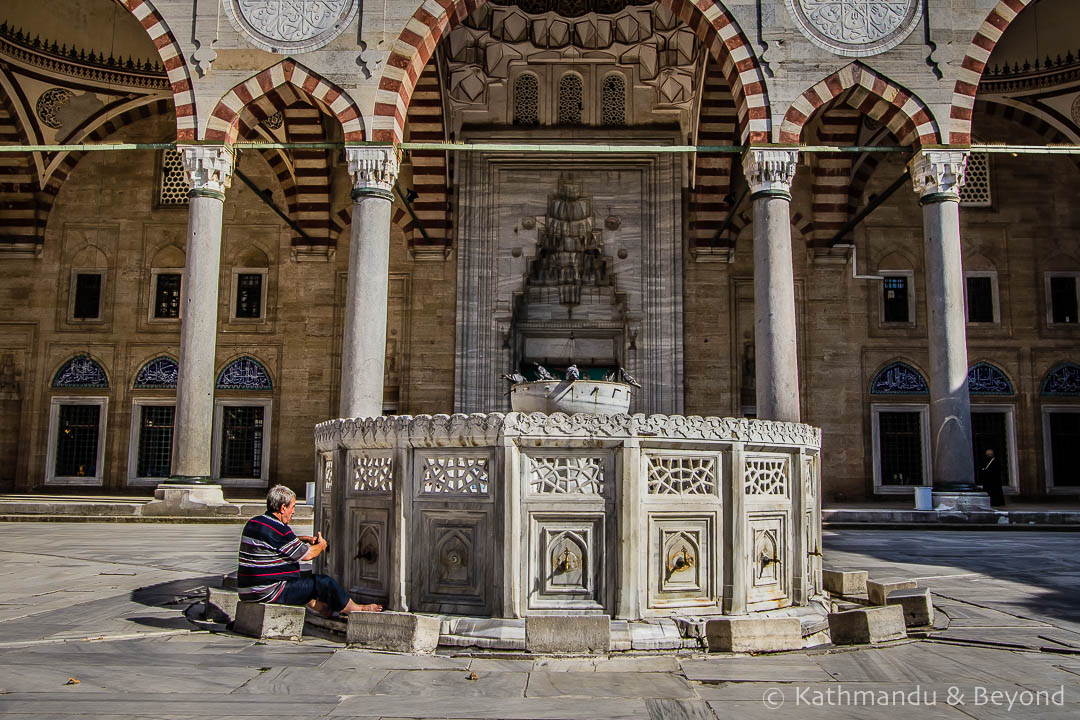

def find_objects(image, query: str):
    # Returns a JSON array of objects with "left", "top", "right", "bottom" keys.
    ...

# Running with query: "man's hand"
[{"left": 300, "top": 531, "right": 329, "bottom": 562}]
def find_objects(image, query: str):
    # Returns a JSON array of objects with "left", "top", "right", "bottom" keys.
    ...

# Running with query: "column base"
[
  {"left": 931, "top": 491, "right": 992, "bottom": 513},
  {"left": 141, "top": 482, "right": 239, "bottom": 517},
  {"left": 163, "top": 475, "right": 215, "bottom": 485}
]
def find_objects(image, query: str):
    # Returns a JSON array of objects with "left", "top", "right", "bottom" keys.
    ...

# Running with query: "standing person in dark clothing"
[
  {"left": 238, "top": 485, "right": 381, "bottom": 617},
  {"left": 978, "top": 448, "right": 1005, "bottom": 507}
]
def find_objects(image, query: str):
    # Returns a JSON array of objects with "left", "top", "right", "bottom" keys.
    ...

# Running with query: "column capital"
[
  {"left": 908, "top": 149, "right": 969, "bottom": 199},
  {"left": 347, "top": 145, "right": 401, "bottom": 201},
  {"left": 179, "top": 144, "right": 233, "bottom": 198},
  {"left": 742, "top": 148, "right": 799, "bottom": 198}
]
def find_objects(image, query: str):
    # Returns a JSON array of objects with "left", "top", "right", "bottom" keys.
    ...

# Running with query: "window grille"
[
  {"left": 221, "top": 405, "right": 264, "bottom": 479},
  {"left": 959, "top": 152, "right": 991, "bottom": 207},
  {"left": 558, "top": 74, "right": 583, "bottom": 125},
  {"left": 878, "top": 411, "right": 923, "bottom": 486},
  {"left": 137, "top": 405, "right": 174, "bottom": 478},
  {"left": 601, "top": 74, "right": 625, "bottom": 126},
  {"left": 158, "top": 149, "right": 189, "bottom": 206},
  {"left": 513, "top": 74, "right": 539, "bottom": 126},
  {"left": 55, "top": 404, "right": 101, "bottom": 477},
  {"left": 154, "top": 273, "right": 181, "bottom": 319}
]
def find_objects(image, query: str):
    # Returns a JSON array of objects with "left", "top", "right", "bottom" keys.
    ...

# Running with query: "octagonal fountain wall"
[{"left": 314, "top": 412, "right": 822, "bottom": 619}]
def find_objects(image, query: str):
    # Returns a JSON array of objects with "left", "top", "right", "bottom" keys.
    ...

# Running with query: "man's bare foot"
[{"left": 340, "top": 599, "right": 383, "bottom": 614}]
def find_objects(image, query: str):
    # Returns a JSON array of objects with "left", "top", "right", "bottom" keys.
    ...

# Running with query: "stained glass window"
[
  {"left": 601, "top": 74, "right": 625, "bottom": 126},
  {"left": 558, "top": 73, "right": 583, "bottom": 125},
  {"left": 870, "top": 362, "right": 928, "bottom": 395},
  {"left": 52, "top": 356, "right": 109, "bottom": 389},
  {"left": 216, "top": 357, "right": 272, "bottom": 391},
  {"left": 514, "top": 73, "right": 539, "bottom": 126},
  {"left": 134, "top": 357, "right": 178, "bottom": 389}
]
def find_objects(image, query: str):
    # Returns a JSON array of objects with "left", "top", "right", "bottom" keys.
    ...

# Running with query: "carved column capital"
[
  {"left": 908, "top": 149, "right": 969, "bottom": 199},
  {"left": 179, "top": 144, "right": 233, "bottom": 199},
  {"left": 347, "top": 145, "right": 401, "bottom": 202},
  {"left": 742, "top": 148, "right": 799, "bottom": 198}
]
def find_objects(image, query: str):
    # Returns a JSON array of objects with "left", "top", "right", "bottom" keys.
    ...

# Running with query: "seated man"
[{"left": 237, "top": 484, "right": 381, "bottom": 617}]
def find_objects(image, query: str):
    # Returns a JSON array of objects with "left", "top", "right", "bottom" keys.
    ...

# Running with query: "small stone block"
[
  {"left": 823, "top": 569, "right": 868, "bottom": 596},
  {"left": 628, "top": 619, "right": 682, "bottom": 650},
  {"left": 233, "top": 602, "right": 306, "bottom": 641},
  {"left": 221, "top": 571, "right": 238, "bottom": 590},
  {"left": 347, "top": 611, "right": 441, "bottom": 653},
  {"left": 205, "top": 587, "right": 239, "bottom": 623},
  {"left": 705, "top": 617, "right": 802, "bottom": 653},
  {"left": 828, "top": 605, "right": 907, "bottom": 645},
  {"left": 867, "top": 579, "right": 918, "bottom": 606},
  {"left": 526, "top": 615, "right": 610, "bottom": 654},
  {"left": 610, "top": 620, "right": 631, "bottom": 651},
  {"left": 887, "top": 587, "right": 934, "bottom": 627}
]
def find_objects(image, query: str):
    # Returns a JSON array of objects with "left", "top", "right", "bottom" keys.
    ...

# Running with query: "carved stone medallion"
[
  {"left": 786, "top": 0, "right": 922, "bottom": 58},
  {"left": 223, "top": 0, "right": 358, "bottom": 53}
]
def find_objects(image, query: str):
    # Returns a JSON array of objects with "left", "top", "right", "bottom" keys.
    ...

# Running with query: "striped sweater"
[{"left": 237, "top": 513, "right": 309, "bottom": 602}]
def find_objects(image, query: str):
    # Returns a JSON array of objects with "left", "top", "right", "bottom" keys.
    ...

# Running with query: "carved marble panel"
[
  {"left": 645, "top": 452, "right": 718, "bottom": 496},
  {"left": 648, "top": 516, "right": 715, "bottom": 608},
  {"left": 347, "top": 508, "right": 388, "bottom": 600},
  {"left": 222, "top": 0, "right": 359, "bottom": 53},
  {"left": 748, "top": 512, "right": 789, "bottom": 606},
  {"left": 416, "top": 452, "right": 491, "bottom": 497},
  {"left": 530, "top": 515, "right": 606, "bottom": 610},
  {"left": 321, "top": 452, "right": 334, "bottom": 493},
  {"left": 527, "top": 454, "right": 606, "bottom": 495},
  {"left": 348, "top": 451, "right": 393, "bottom": 495},
  {"left": 745, "top": 455, "right": 789, "bottom": 497},
  {"left": 413, "top": 511, "right": 492, "bottom": 614}
]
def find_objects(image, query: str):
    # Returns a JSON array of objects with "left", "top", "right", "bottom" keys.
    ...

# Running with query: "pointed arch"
[
  {"left": 779, "top": 63, "right": 940, "bottom": 147},
  {"left": 52, "top": 355, "right": 110, "bottom": 389},
  {"left": 205, "top": 59, "right": 364, "bottom": 144},
  {"left": 374, "top": 0, "right": 770, "bottom": 144},
  {"left": 114, "top": 0, "right": 197, "bottom": 140},
  {"left": 133, "top": 355, "right": 179, "bottom": 389},
  {"left": 950, "top": 0, "right": 1036, "bottom": 144},
  {"left": 870, "top": 361, "right": 929, "bottom": 395},
  {"left": 216, "top": 356, "right": 273, "bottom": 391}
]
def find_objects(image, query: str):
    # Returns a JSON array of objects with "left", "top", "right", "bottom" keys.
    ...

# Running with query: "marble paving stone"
[
  {"left": 330, "top": 696, "right": 649, "bottom": 719},
  {"left": 0, "top": 694, "right": 341, "bottom": 716},
  {"left": 681, "top": 657, "right": 834, "bottom": 683},
  {"left": 231, "top": 666, "right": 387, "bottom": 695},
  {"left": 371, "top": 669, "right": 528, "bottom": 698},
  {"left": 629, "top": 619, "right": 682, "bottom": 650},
  {"left": 705, "top": 699, "right": 977, "bottom": 719},
  {"left": 467, "top": 658, "right": 535, "bottom": 672},
  {"left": 0, "top": 663, "right": 263, "bottom": 695},
  {"left": 592, "top": 656, "right": 681, "bottom": 672},
  {"left": 319, "top": 649, "right": 470, "bottom": 671},
  {"left": 524, "top": 671, "right": 695, "bottom": 699},
  {"left": 531, "top": 657, "right": 595, "bottom": 672},
  {"left": 644, "top": 698, "right": 714, "bottom": 720}
]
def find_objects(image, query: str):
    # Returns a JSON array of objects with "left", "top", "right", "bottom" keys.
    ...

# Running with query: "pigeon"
[
  {"left": 565, "top": 365, "right": 580, "bottom": 381},
  {"left": 533, "top": 363, "right": 555, "bottom": 380},
  {"left": 501, "top": 372, "right": 527, "bottom": 384},
  {"left": 619, "top": 367, "right": 642, "bottom": 388}
]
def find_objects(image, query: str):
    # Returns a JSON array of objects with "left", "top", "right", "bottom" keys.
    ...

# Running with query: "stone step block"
[
  {"left": 439, "top": 617, "right": 525, "bottom": 650},
  {"left": 205, "top": 587, "right": 239, "bottom": 623},
  {"left": 347, "top": 610, "right": 441, "bottom": 654},
  {"left": 610, "top": 620, "right": 631, "bottom": 651},
  {"left": 705, "top": 617, "right": 802, "bottom": 653},
  {"left": 628, "top": 619, "right": 682, "bottom": 651},
  {"left": 823, "top": 569, "right": 868, "bottom": 596},
  {"left": 867, "top": 579, "right": 918, "bottom": 605},
  {"left": 887, "top": 587, "right": 934, "bottom": 627},
  {"left": 828, "top": 605, "right": 907, "bottom": 645},
  {"left": 233, "top": 602, "right": 306, "bottom": 641},
  {"left": 525, "top": 615, "right": 610, "bottom": 654}
]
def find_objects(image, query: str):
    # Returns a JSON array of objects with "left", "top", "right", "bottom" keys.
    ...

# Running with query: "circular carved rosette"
[
  {"left": 223, "top": 0, "right": 359, "bottom": 54},
  {"left": 786, "top": 0, "right": 923, "bottom": 58}
]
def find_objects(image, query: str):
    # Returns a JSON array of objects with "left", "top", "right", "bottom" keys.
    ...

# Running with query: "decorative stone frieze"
[
  {"left": 742, "top": 149, "right": 799, "bottom": 196},
  {"left": 179, "top": 145, "right": 234, "bottom": 196},
  {"left": 786, "top": 0, "right": 923, "bottom": 58},
  {"left": 908, "top": 150, "right": 969, "bottom": 198},
  {"left": 346, "top": 146, "right": 401, "bottom": 197},
  {"left": 222, "top": 0, "right": 359, "bottom": 54}
]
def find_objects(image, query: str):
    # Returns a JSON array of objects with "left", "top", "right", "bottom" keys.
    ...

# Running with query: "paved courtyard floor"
[{"left": 0, "top": 523, "right": 1076, "bottom": 719}]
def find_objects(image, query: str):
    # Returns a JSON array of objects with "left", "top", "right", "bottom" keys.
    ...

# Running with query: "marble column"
[
  {"left": 169, "top": 145, "right": 233, "bottom": 484},
  {"left": 743, "top": 149, "right": 801, "bottom": 423},
  {"left": 908, "top": 150, "right": 976, "bottom": 488},
  {"left": 340, "top": 146, "right": 400, "bottom": 419}
]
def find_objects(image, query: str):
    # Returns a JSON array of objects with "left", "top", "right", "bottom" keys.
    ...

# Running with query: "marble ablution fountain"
[{"left": 313, "top": 372, "right": 824, "bottom": 652}]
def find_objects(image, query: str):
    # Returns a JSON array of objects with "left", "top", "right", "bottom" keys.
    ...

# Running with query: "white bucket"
[
  {"left": 305, "top": 481, "right": 315, "bottom": 506},
  {"left": 914, "top": 485, "right": 933, "bottom": 511}
]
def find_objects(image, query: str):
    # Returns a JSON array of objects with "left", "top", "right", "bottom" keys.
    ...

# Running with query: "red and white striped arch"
[
  {"left": 950, "top": 0, "right": 1034, "bottom": 144},
  {"left": 205, "top": 59, "right": 364, "bottom": 144},
  {"left": 115, "top": 0, "right": 196, "bottom": 140},
  {"left": 374, "top": 0, "right": 770, "bottom": 144},
  {"left": 779, "top": 63, "right": 940, "bottom": 147}
]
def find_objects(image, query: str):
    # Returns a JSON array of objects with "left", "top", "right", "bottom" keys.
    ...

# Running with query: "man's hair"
[{"left": 266, "top": 484, "right": 296, "bottom": 513}]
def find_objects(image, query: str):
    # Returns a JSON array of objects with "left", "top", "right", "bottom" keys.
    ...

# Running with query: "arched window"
[
  {"left": 134, "top": 356, "right": 178, "bottom": 389},
  {"left": 216, "top": 356, "right": 273, "bottom": 391},
  {"left": 601, "top": 74, "right": 625, "bottom": 126},
  {"left": 870, "top": 362, "right": 928, "bottom": 395},
  {"left": 967, "top": 362, "right": 1013, "bottom": 395},
  {"left": 1043, "top": 362, "right": 1080, "bottom": 396},
  {"left": 52, "top": 355, "right": 109, "bottom": 389},
  {"left": 558, "top": 73, "right": 583, "bottom": 125},
  {"left": 513, "top": 73, "right": 539, "bottom": 126}
]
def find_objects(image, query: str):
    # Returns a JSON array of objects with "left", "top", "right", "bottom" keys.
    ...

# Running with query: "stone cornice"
[
  {"left": 0, "top": 30, "right": 167, "bottom": 91},
  {"left": 346, "top": 146, "right": 401, "bottom": 196},
  {"left": 314, "top": 412, "right": 822, "bottom": 451},
  {"left": 908, "top": 150, "right": 969, "bottom": 198},
  {"left": 180, "top": 145, "right": 234, "bottom": 195},
  {"left": 742, "top": 148, "right": 799, "bottom": 196}
]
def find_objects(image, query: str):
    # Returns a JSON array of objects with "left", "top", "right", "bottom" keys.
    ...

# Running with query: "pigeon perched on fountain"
[
  {"left": 533, "top": 363, "right": 555, "bottom": 380},
  {"left": 565, "top": 365, "right": 580, "bottom": 381},
  {"left": 619, "top": 367, "right": 642, "bottom": 388},
  {"left": 501, "top": 372, "right": 527, "bottom": 384}
]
